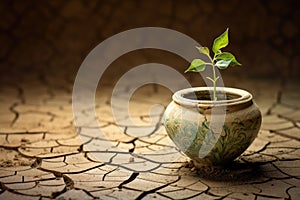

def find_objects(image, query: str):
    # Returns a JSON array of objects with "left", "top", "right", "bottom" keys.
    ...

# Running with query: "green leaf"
[
  {"left": 215, "top": 59, "right": 232, "bottom": 69},
  {"left": 196, "top": 46, "right": 210, "bottom": 56},
  {"left": 212, "top": 28, "right": 229, "bottom": 54},
  {"left": 185, "top": 59, "right": 207, "bottom": 73},
  {"left": 215, "top": 52, "right": 241, "bottom": 66}
]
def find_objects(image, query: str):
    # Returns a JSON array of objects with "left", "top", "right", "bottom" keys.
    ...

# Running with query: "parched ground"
[{"left": 0, "top": 72, "right": 299, "bottom": 199}]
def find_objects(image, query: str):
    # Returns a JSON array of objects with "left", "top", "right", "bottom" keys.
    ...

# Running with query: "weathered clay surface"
[{"left": 0, "top": 74, "right": 299, "bottom": 199}]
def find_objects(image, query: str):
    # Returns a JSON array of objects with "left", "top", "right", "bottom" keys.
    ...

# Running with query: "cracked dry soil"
[{"left": 0, "top": 76, "right": 299, "bottom": 200}]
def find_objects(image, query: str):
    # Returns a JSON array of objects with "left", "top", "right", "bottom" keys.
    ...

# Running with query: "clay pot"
[{"left": 163, "top": 87, "right": 262, "bottom": 167}]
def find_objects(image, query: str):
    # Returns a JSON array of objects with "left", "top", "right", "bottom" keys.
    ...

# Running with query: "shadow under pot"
[{"left": 163, "top": 87, "right": 262, "bottom": 168}]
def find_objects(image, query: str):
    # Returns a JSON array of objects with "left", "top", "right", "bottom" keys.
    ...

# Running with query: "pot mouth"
[{"left": 173, "top": 87, "right": 252, "bottom": 107}]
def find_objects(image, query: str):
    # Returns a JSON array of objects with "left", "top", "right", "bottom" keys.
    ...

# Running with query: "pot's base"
[
  {"left": 187, "top": 160, "right": 260, "bottom": 181},
  {"left": 189, "top": 160, "right": 228, "bottom": 173}
]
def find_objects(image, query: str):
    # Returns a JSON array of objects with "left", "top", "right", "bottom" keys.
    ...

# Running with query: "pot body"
[{"left": 163, "top": 87, "right": 261, "bottom": 167}]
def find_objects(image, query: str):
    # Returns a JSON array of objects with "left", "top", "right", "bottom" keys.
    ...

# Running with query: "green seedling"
[{"left": 185, "top": 28, "right": 241, "bottom": 101}]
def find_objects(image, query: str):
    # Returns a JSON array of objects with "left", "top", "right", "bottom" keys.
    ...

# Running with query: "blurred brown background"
[{"left": 0, "top": 0, "right": 299, "bottom": 86}]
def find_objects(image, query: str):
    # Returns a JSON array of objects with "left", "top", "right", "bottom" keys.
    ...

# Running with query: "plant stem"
[
  {"left": 212, "top": 64, "right": 217, "bottom": 101},
  {"left": 209, "top": 55, "right": 218, "bottom": 101}
]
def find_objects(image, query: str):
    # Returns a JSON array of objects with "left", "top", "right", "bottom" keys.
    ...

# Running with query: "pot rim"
[{"left": 173, "top": 87, "right": 252, "bottom": 107}]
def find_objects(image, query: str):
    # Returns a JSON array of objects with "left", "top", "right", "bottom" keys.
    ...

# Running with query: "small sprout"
[{"left": 185, "top": 28, "right": 241, "bottom": 101}]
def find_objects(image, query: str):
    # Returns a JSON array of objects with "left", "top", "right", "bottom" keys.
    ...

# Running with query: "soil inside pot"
[{"left": 182, "top": 90, "right": 241, "bottom": 101}]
